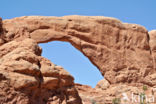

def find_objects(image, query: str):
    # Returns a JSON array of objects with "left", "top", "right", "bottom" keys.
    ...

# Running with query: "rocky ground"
[{"left": 0, "top": 15, "right": 155, "bottom": 104}]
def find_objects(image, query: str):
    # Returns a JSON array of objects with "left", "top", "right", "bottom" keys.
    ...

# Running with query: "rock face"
[
  {"left": 0, "top": 39, "right": 82, "bottom": 104},
  {"left": 95, "top": 78, "right": 110, "bottom": 90},
  {"left": 76, "top": 83, "right": 156, "bottom": 104},
  {"left": 0, "top": 15, "right": 155, "bottom": 104},
  {"left": 149, "top": 30, "right": 156, "bottom": 69}
]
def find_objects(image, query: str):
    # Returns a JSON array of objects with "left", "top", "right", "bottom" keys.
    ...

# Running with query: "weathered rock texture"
[
  {"left": 0, "top": 15, "right": 155, "bottom": 104},
  {"left": 0, "top": 38, "right": 82, "bottom": 104}
]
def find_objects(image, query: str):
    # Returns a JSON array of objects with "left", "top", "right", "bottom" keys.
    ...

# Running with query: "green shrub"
[
  {"left": 112, "top": 98, "right": 121, "bottom": 104},
  {"left": 143, "top": 85, "right": 148, "bottom": 91},
  {"left": 140, "top": 93, "right": 146, "bottom": 104},
  {"left": 91, "top": 99, "right": 96, "bottom": 104}
]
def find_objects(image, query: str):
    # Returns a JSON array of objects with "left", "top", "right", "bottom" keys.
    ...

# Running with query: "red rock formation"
[
  {"left": 0, "top": 39, "right": 82, "bottom": 104},
  {"left": 0, "top": 15, "right": 155, "bottom": 104},
  {"left": 149, "top": 30, "right": 156, "bottom": 69}
]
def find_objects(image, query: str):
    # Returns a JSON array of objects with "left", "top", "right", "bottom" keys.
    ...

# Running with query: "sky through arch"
[{"left": 39, "top": 41, "right": 103, "bottom": 88}]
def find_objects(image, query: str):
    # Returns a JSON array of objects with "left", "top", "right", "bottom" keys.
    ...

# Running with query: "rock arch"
[{"left": 1, "top": 15, "right": 155, "bottom": 85}]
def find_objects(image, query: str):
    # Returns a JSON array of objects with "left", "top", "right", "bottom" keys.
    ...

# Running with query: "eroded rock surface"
[
  {"left": 0, "top": 15, "right": 155, "bottom": 104},
  {"left": 76, "top": 83, "right": 156, "bottom": 104},
  {"left": 149, "top": 30, "right": 156, "bottom": 69},
  {"left": 0, "top": 39, "right": 82, "bottom": 104},
  {"left": 1, "top": 16, "right": 154, "bottom": 85}
]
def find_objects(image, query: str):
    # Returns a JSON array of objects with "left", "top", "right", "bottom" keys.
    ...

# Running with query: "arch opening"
[{"left": 39, "top": 41, "right": 103, "bottom": 88}]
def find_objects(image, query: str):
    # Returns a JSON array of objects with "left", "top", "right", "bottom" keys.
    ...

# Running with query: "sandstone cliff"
[{"left": 0, "top": 16, "right": 155, "bottom": 104}]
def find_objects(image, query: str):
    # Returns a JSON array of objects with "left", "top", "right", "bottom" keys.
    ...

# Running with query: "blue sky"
[{"left": 1, "top": 0, "right": 155, "bottom": 87}]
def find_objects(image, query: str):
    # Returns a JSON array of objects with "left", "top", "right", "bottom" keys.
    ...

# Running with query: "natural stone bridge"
[
  {"left": 0, "top": 15, "right": 155, "bottom": 104},
  {"left": 1, "top": 16, "right": 155, "bottom": 84}
]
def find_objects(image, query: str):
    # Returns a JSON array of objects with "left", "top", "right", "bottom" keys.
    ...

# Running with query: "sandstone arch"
[
  {"left": 1, "top": 15, "right": 155, "bottom": 85},
  {"left": 0, "top": 15, "right": 156, "bottom": 104}
]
